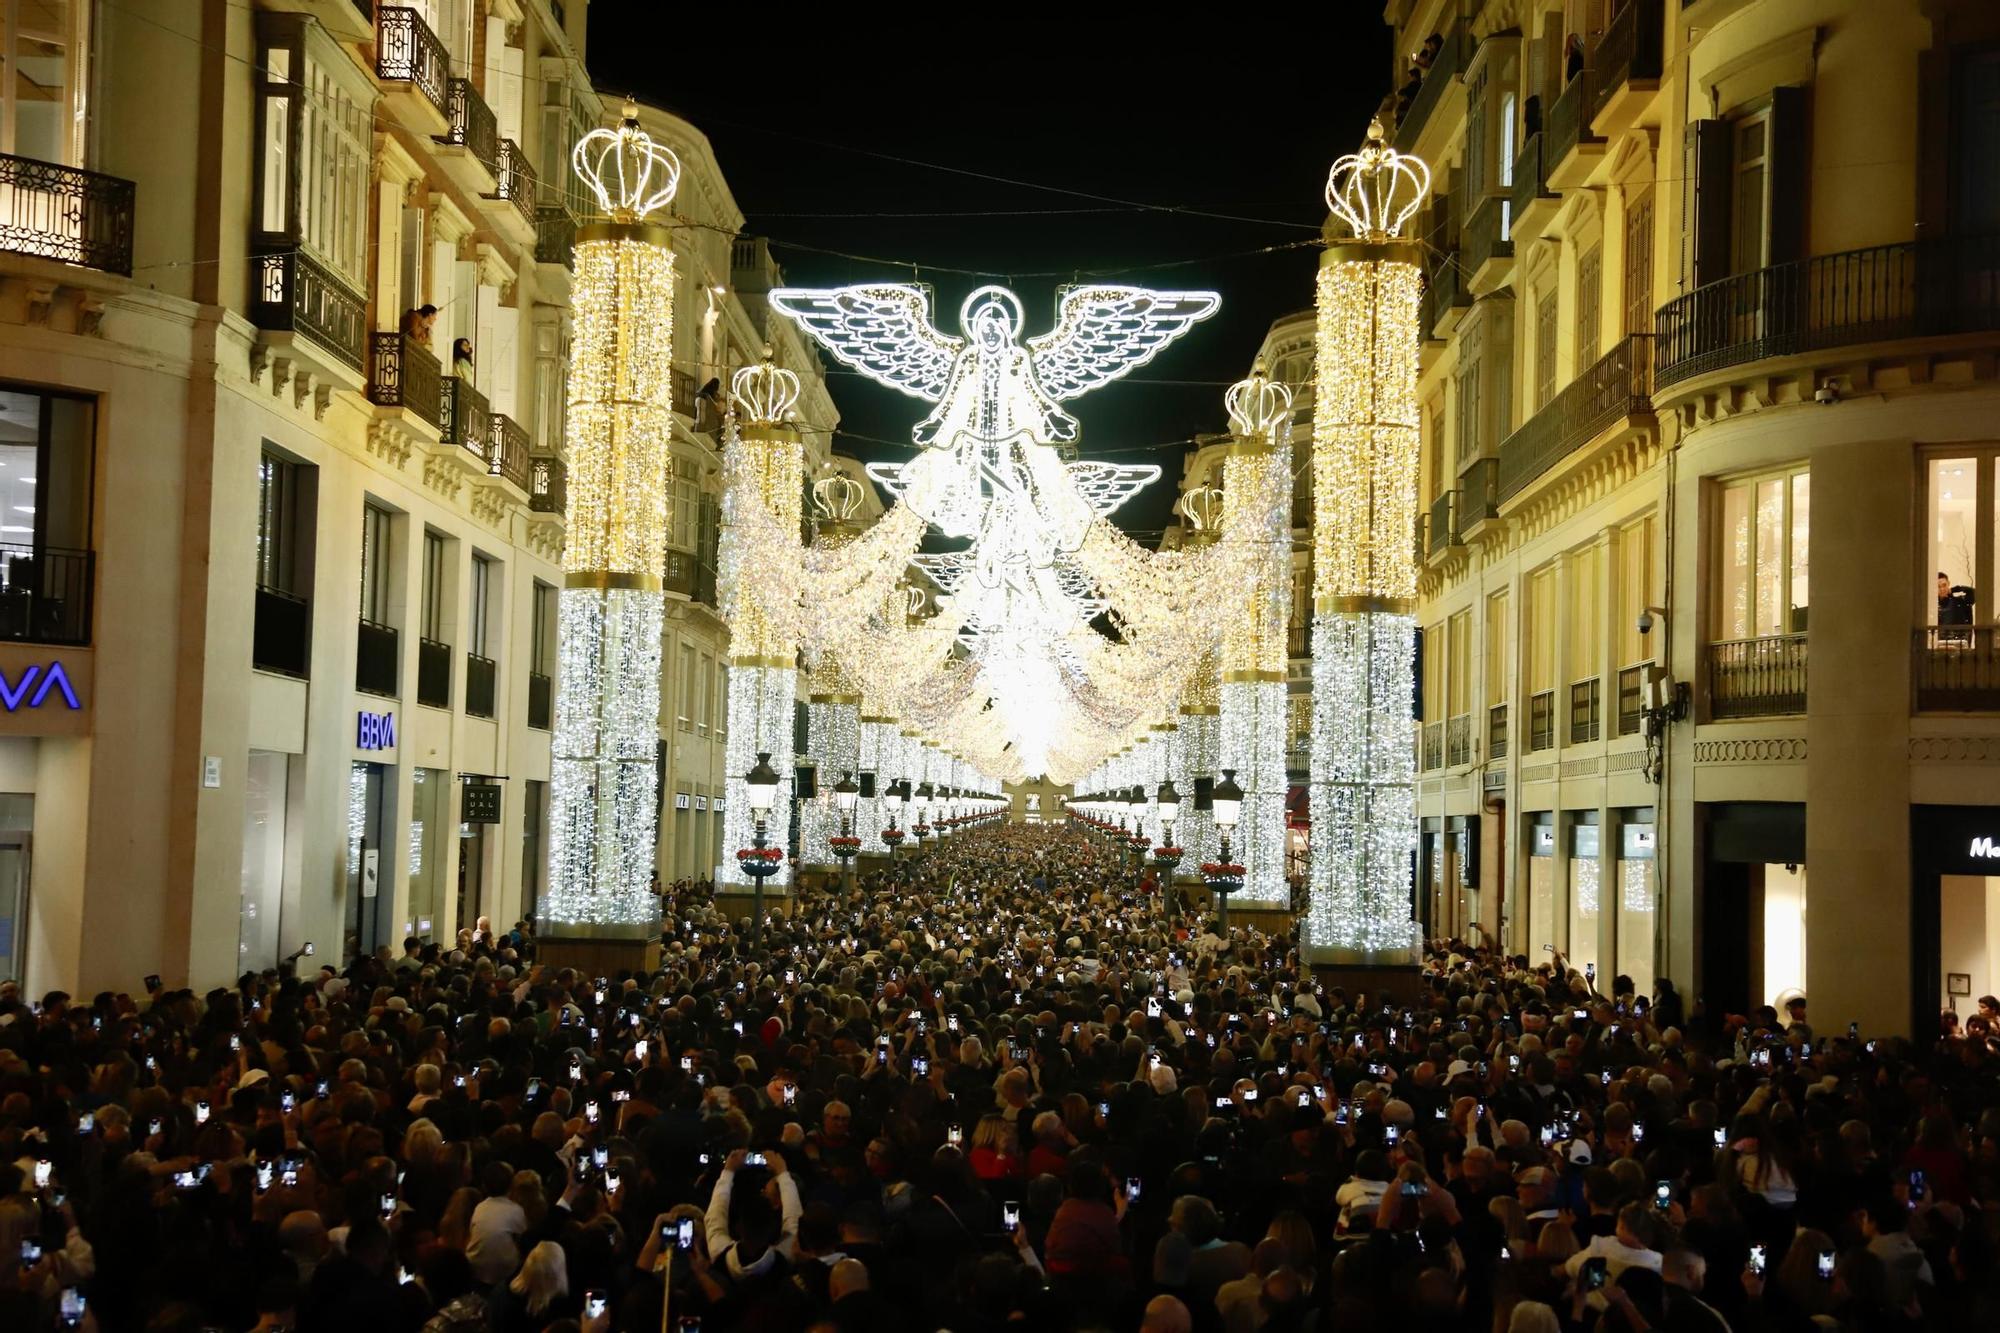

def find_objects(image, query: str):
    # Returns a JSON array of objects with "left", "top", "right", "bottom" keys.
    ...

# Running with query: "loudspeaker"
[
  {"left": 795, "top": 765, "right": 818, "bottom": 800},
  {"left": 858, "top": 772, "right": 877, "bottom": 798},
  {"left": 1193, "top": 776, "right": 1214, "bottom": 811}
]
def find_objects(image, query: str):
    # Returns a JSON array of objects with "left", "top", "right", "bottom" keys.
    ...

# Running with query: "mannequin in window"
[{"left": 1939, "top": 571, "right": 1975, "bottom": 643}]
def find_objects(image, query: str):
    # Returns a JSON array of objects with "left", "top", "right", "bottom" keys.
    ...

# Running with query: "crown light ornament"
[
  {"left": 572, "top": 98, "right": 683, "bottom": 223},
  {"left": 733, "top": 348, "right": 802, "bottom": 425},
  {"left": 1304, "top": 123, "right": 1429, "bottom": 970}
]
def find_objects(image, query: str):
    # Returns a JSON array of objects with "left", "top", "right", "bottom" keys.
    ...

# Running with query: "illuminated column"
[
  {"left": 858, "top": 715, "right": 895, "bottom": 854},
  {"left": 1304, "top": 121, "right": 1430, "bottom": 968},
  {"left": 1219, "top": 366, "right": 1295, "bottom": 908},
  {"left": 718, "top": 358, "right": 806, "bottom": 894},
  {"left": 545, "top": 106, "right": 679, "bottom": 946},
  {"left": 799, "top": 478, "right": 866, "bottom": 872},
  {"left": 1175, "top": 488, "right": 1226, "bottom": 876}
]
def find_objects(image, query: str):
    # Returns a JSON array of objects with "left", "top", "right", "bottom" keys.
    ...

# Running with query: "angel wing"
[
  {"left": 1027, "top": 285, "right": 1221, "bottom": 401},
  {"left": 767, "top": 285, "right": 962, "bottom": 402},
  {"left": 1066, "top": 460, "right": 1163, "bottom": 518}
]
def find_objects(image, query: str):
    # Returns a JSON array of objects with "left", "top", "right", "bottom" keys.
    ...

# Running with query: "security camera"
[
  {"left": 1636, "top": 610, "right": 1654, "bottom": 636},
  {"left": 1814, "top": 379, "right": 1840, "bottom": 406}
]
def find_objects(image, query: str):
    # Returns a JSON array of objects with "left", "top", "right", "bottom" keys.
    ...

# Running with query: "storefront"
[
  {"left": 1697, "top": 802, "right": 1807, "bottom": 1022},
  {"left": 0, "top": 646, "right": 93, "bottom": 992},
  {"left": 1912, "top": 805, "right": 2000, "bottom": 1033},
  {"left": 1526, "top": 814, "right": 1557, "bottom": 956}
]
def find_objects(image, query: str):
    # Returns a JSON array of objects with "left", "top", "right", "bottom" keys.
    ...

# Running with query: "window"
[
  {"left": 521, "top": 779, "right": 546, "bottom": 922},
  {"left": 360, "top": 503, "right": 394, "bottom": 626},
  {"left": 1623, "top": 191, "right": 1654, "bottom": 336},
  {"left": 1617, "top": 513, "right": 1658, "bottom": 668},
  {"left": 469, "top": 554, "right": 495, "bottom": 658},
  {"left": 0, "top": 1, "right": 90, "bottom": 165},
  {"left": 1535, "top": 288, "right": 1559, "bottom": 409},
  {"left": 1731, "top": 114, "right": 1771, "bottom": 276},
  {"left": 1575, "top": 242, "right": 1602, "bottom": 371},
  {"left": 1421, "top": 624, "right": 1444, "bottom": 724},
  {"left": 697, "top": 653, "right": 713, "bottom": 734},
  {"left": 669, "top": 456, "right": 699, "bottom": 552},
  {"left": 1424, "top": 399, "right": 1445, "bottom": 505},
  {"left": 421, "top": 531, "right": 447, "bottom": 641},
  {"left": 1485, "top": 590, "right": 1510, "bottom": 707},
  {"left": 1953, "top": 46, "right": 2000, "bottom": 232},
  {"left": 1447, "top": 610, "right": 1472, "bottom": 720},
  {"left": 1527, "top": 564, "right": 1557, "bottom": 744},
  {"left": 530, "top": 580, "right": 556, "bottom": 675},
  {"left": 1567, "top": 545, "right": 1600, "bottom": 686},
  {"left": 254, "top": 16, "right": 372, "bottom": 288},
  {"left": 677, "top": 641, "right": 696, "bottom": 732},
  {"left": 541, "top": 77, "right": 597, "bottom": 218},
  {"left": 1713, "top": 467, "right": 1810, "bottom": 640},
  {"left": 257, "top": 450, "right": 310, "bottom": 596},
  {"left": 1454, "top": 351, "right": 1482, "bottom": 466}
]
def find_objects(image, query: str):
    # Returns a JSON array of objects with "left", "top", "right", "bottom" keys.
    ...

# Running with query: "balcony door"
[{"left": 0, "top": 1, "right": 90, "bottom": 165}]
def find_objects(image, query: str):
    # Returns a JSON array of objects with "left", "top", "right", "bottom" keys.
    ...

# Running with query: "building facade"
[{"left": 1384, "top": 0, "right": 2000, "bottom": 1035}]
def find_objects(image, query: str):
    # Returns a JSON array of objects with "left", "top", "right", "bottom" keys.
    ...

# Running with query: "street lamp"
[
  {"left": 1126, "top": 785, "right": 1149, "bottom": 869},
  {"left": 881, "top": 779, "right": 906, "bottom": 856},
  {"left": 1153, "top": 780, "right": 1184, "bottom": 901},
  {"left": 913, "top": 781, "right": 934, "bottom": 849},
  {"left": 740, "top": 751, "right": 783, "bottom": 947},
  {"left": 1206, "top": 768, "right": 1246, "bottom": 937},
  {"left": 832, "top": 770, "right": 860, "bottom": 889}
]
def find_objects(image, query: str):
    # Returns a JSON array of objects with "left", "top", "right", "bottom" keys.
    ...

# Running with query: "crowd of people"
[{"left": 2, "top": 818, "right": 1999, "bottom": 1332}]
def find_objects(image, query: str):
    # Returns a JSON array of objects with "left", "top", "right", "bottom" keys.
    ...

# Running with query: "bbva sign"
[
  {"left": 357, "top": 709, "right": 396, "bottom": 751},
  {"left": 0, "top": 661, "right": 81, "bottom": 712}
]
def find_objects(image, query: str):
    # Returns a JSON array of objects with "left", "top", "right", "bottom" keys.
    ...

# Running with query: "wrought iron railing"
[
  {"left": 0, "top": 151, "right": 136, "bottom": 276},
  {"left": 1528, "top": 690, "right": 1555, "bottom": 751},
  {"left": 1394, "top": 22, "right": 1470, "bottom": 153},
  {"left": 252, "top": 245, "right": 366, "bottom": 371},
  {"left": 535, "top": 204, "right": 576, "bottom": 268},
  {"left": 1424, "top": 251, "right": 1470, "bottom": 337},
  {"left": 672, "top": 368, "right": 700, "bottom": 418},
  {"left": 374, "top": 7, "right": 448, "bottom": 119},
  {"left": 465, "top": 652, "right": 497, "bottom": 719},
  {"left": 1446, "top": 712, "right": 1473, "bottom": 766},
  {"left": 1427, "top": 489, "right": 1458, "bottom": 556},
  {"left": 441, "top": 375, "right": 490, "bottom": 463},
  {"left": 356, "top": 618, "right": 399, "bottom": 697},
  {"left": 1912, "top": 626, "right": 2000, "bottom": 711},
  {"left": 485, "top": 413, "right": 533, "bottom": 492},
  {"left": 491, "top": 138, "right": 536, "bottom": 226},
  {"left": 1460, "top": 457, "right": 1500, "bottom": 528},
  {"left": 441, "top": 77, "right": 498, "bottom": 171},
  {"left": 528, "top": 671, "right": 553, "bottom": 730},
  {"left": 1413, "top": 515, "right": 1428, "bottom": 569},
  {"left": 1617, "top": 663, "right": 1648, "bottom": 736},
  {"left": 253, "top": 585, "right": 309, "bottom": 676},
  {"left": 1421, "top": 720, "right": 1445, "bottom": 771},
  {"left": 0, "top": 544, "right": 92, "bottom": 646},
  {"left": 1497, "top": 334, "right": 1653, "bottom": 502},
  {"left": 1464, "top": 195, "right": 1513, "bottom": 276},
  {"left": 368, "top": 332, "right": 443, "bottom": 430},
  {"left": 529, "top": 452, "right": 566, "bottom": 515},
  {"left": 1707, "top": 634, "right": 1807, "bottom": 718},
  {"left": 1654, "top": 233, "right": 2000, "bottom": 389},
  {"left": 1569, "top": 677, "right": 1601, "bottom": 743},
  {"left": 1546, "top": 67, "right": 1599, "bottom": 173},
  {"left": 665, "top": 549, "right": 701, "bottom": 598},
  {"left": 1588, "top": 0, "right": 1665, "bottom": 125},
  {"left": 1487, "top": 702, "right": 1509, "bottom": 759},
  {"left": 1510, "top": 132, "right": 1553, "bottom": 232},
  {"left": 418, "top": 636, "right": 451, "bottom": 709}
]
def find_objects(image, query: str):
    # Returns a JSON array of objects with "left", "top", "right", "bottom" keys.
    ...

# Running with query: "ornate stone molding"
[
  {"left": 467, "top": 482, "right": 509, "bottom": 528},
  {"left": 1908, "top": 735, "right": 2000, "bottom": 763},
  {"left": 526, "top": 517, "right": 564, "bottom": 562},
  {"left": 1692, "top": 737, "right": 1807, "bottom": 764},
  {"left": 364, "top": 419, "right": 416, "bottom": 470},
  {"left": 1561, "top": 756, "right": 1603, "bottom": 778},
  {"left": 421, "top": 451, "right": 468, "bottom": 501},
  {"left": 1520, "top": 763, "right": 1557, "bottom": 783},
  {"left": 1607, "top": 750, "right": 1648, "bottom": 772}
]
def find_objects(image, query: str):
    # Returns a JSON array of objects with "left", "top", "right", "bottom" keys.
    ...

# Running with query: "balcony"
[
  {"left": 1424, "top": 250, "right": 1471, "bottom": 340},
  {"left": 1487, "top": 702, "right": 1509, "bottom": 760},
  {"left": 1412, "top": 514, "right": 1428, "bottom": 569},
  {"left": 672, "top": 368, "right": 700, "bottom": 419},
  {"left": 374, "top": 6, "right": 449, "bottom": 130},
  {"left": 1911, "top": 627, "right": 2000, "bottom": 711},
  {"left": 1446, "top": 712, "right": 1473, "bottom": 767},
  {"left": 535, "top": 204, "right": 576, "bottom": 270},
  {"left": 0, "top": 151, "right": 136, "bottom": 277},
  {"left": 487, "top": 139, "right": 537, "bottom": 238},
  {"left": 1426, "top": 489, "right": 1459, "bottom": 557},
  {"left": 1459, "top": 458, "right": 1499, "bottom": 532},
  {"left": 1510, "top": 133, "right": 1557, "bottom": 240},
  {"left": 1463, "top": 195, "right": 1513, "bottom": 293},
  {"left": 1617, "top": 663, "right": 1648, "bottom": 736},
  {"left": 253, "top": 585, "right": 310, "bottom": 677},
  {"left": 1545, "top": 68, "right": 1605, "bottom": 189},
  {"left": 1654, "top": 233, "right": 2000, "bottom": 392},
  {"left": 1497, "top": 334, "right": 1653, "bottom": 504},
  {"left": 528, "top": 671, "right": 553, "bottom": 731},
  {"left": 356, "top": 618, "right": 399, "bottom": 697},
  {"left": 465, "top": 652, "right": 497, "bottom": 719},
  {"left": 417, "top": 636, "right": 451, "bottom": 709},
  {"left": 1528, "top": 690, "right": 1555, "bottom": 752},
  {"left": 1393, "top": 22, "right": 1470, "bottom": 155},
  {"left": 1421, "top": 720, "right": 1445, "bottom": 772},
  {"left": 441, "top": 375, "right": 490, "bottom": 465},
  {"left": 665, "top": 548, "right": 701, "bottom": 599},
  {"left": 1287, "top": 624, "right": 1308, "bottom": 659},
  {"left": 251, "top": 244, "right": 366, "bottom": 375},
  {"left": 436, "top": 77, "right": 499, "bottom": 192},
  {"left": 367, "top": 332, "right": 443, "bottom": 433},
  {"left": 1588, "top": 0, "right": 1664, "bottom": 137},
  {"left": 0, "top": 545, "right": 91, "bottom": 646},
  {"left": 483, "top": 413, "right": 533, "bottom": 499},
  {"left": 529, "top": 451, "right": 567, "bottom": 516},
  {"left": 1707, "top": 634, "right": 1807, "bottom": 719},
  {"left": 1569, "top": 677, "right": 1601, "bottom": 743}
]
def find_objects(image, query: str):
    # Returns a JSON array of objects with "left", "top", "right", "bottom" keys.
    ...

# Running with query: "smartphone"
[
  {"left": 636, "top": 1039, "right": 649, "bottom": 1060},
  {"left": 913, "top": 1057, "right": 929, "bottom": 1076},
  {"left": 173, "top": 1169, "right": 203, "bottom": 1190},
  {"left": 1582, "top": 1256, "right": 1609, "bottom": 1291},
  {"left": 1433, "top": 1105, "right": 1445, "bottom": 1120},
  {"left": 33, "top": 1159, "right": 52, "bottom": 1189},
  {"left": 148, "top": 1117, "right": 164, "bottom": 1137},
  {"left": 783, "top": 1085, "right": 797, "bottom": 1106},
  {"left": 1335, "top": 1102, "right": 1349, "bottom": 1125},
  {"left": 380, "top": 1191, "right": 396, "bottom": 1219},
  {"left": 585, "top": 1291, "right": 609, "bottom": 1320},
  {"left": 681, "top": 1056, "right": 694, "bottom": 1072},
  {"left": 948, "top": 1125, "right": 963, "bottom": 1146},
  {"left": 194, "top": 1100, "right": 210, "bottom": 1125},
  {"left": 454, "top": 1074, "right": 467, "bottom": 1089},
  {"left": 315, "top": 1078, "right": 330, "bottom": 1099},
  {"left": 20, "top": 1238, "right": 44, "bottom": 1266},
  {"left": 676, "top": 1217, "right": 695, "bottom": 1250},
  {"left": 78, "top": 1112, "right": 94, "bottom": 1134},
  {"left": 398, "top": 1265, "right": 414, "bottom": 1285},
  {"left": 1816, "top": 1249, "right": 1835, "bottom": 1280},
  {"left": 947, "top": 1015, "right": 959, "bottom": 1031},
  {"left": 1909, "top": 1168, "right": 1926, "bottom": 1201},
  {"left": 1749, "top": 1243, "right": 1767, "bottom": 1276},
  {"left": 605, "top": 1165, "right": 622, "bottom": 1193},
  {"left": 1243, "top": 1089, "right": 1259, "bottom": 1103},
  {"left": 785, "top": 970, "right": 796, "bottom": 985},
  {"left": 256, "top": 1161, "right": 275, "bottom": 1192},
  {"left": 1147, "top": 997, "right": 1161, "bottom": 1018},
  {"left": 1508, "top": 1054, "right": 1520, "bottom": 1072},
  {"left": 570, "top": 1059, "right": 584, "bottom": 1081},
  {"left": 281, "top": 1161, "right": 300, "bottom": 1189},
  {"left": 1124, "top": 1176, "right": 1142, "bottom": 1202},
  {"left": 280, "top": 1090, "right": 296, "bottom": 1113},
  {"left": 229, "top": 1033, "right": 242, "bottom": 1052},
  {"left": 613, "top": 1089, "right": 631, "bottom": 1104},
  {"left": 1002, "top": 1200, "right": 1021, "bottom": 1231},
  {"left": 1214, "top": 1095, "right": 1232, "bottom": 1110},
  {"left": 744, "top": 1152, "right": 766, "bottom": 1168},
  {"left": 1600, "top": 1070, "right": 1613, "bottom": 1087},
  {"left": 585, "top": 1100, "right": 601, "bottom": 1125},
  {"left": 59, "top": 1288, "right": 84, "bottom": 1328},
  {"left": 1098, "top": 1100, "right": 1111, "bottom": 1117},
  {"left": 592, "top": 1144, "right": 609, "bottom": 1169},
  {"left": 1849, "top": 1021, "right": 1859, "bottom": 1039},
  {"left": 1713, "top": 1127, "right": 1728, "bottom": 1148},
  {"left": 1654, "top": 1181, "right": 1672, "bottom": 1212},
  {"left": 526, "top": 1078, "right": 543, "bottom": 1100},
  {"left": 1585, "top": 962, "right": 1596, "bottom": 983}
]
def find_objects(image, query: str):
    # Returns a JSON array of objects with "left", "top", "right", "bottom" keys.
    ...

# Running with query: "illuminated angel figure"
[{"left": 769, "top": 282, "right": 1221, "bottom": 448}]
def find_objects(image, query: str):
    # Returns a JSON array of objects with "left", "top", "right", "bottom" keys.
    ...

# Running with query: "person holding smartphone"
[{"left": 702, "top": 1149, "right": 802, "bottom": 1280}]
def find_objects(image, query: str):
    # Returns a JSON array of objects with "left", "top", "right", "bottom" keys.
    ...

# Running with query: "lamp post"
[
  {"left": 881, "top": 779, "right": 906, "bottom": 858},
  {"left": 1127, "top": 784, "right": 1150, "bottom": 870},
  {"left": 912, "top": 781, "right": 934, "bottom": 850},
  {"left": 832, "top": 769, "right": 860, "bottom": 890},
  {"left": 1206, "top": 768, "right": 1245, "bottom": 936},
  {"left": 1154, "top": 780, "right": 1183, "bottom": 912},
  {"left": 741, "top": 751, "right": 782, "bottom": 948}
]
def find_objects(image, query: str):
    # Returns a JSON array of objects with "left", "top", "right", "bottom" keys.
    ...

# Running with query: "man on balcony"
[{"left": 1939, "top": 571, "right": 1975, "bottom": 646}]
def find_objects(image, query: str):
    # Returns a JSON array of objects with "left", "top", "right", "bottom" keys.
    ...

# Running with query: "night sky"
[{"left": 585, "top": 6, "right": 1392, "bottom": 536}]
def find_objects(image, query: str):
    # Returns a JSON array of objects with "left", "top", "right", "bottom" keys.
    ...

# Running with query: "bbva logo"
[
  {"left": 0, "top": 661, "right": 81, "bottom": 712},
  {"left": 357, "top": 710, "right": 396, "bottom": 750}
]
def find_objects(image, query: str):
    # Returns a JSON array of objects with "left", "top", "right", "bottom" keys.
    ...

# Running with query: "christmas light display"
[
  {"left": 545, "top": 103, "right": 678, "bottom": 929},
  {"left": 1305, "top": 121, "right": 1430, "bottom": 965}
]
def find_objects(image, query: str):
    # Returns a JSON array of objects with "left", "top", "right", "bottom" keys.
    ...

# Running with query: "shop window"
[
  {"left": 1615, "top": 816, "right": 1656, "bottom": 998},
  {"left": 1569, "top": 820, "right": 1601, "bottom": 979},
  {"left": 408, "top": 767, "right": 446, "bottom": 940},
  {"left": 1712, "top": 467, "right": 1809, "bottom": 641},
  {"left": 1527, "top": 818, "right": 1557, "bottom": 954}
]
